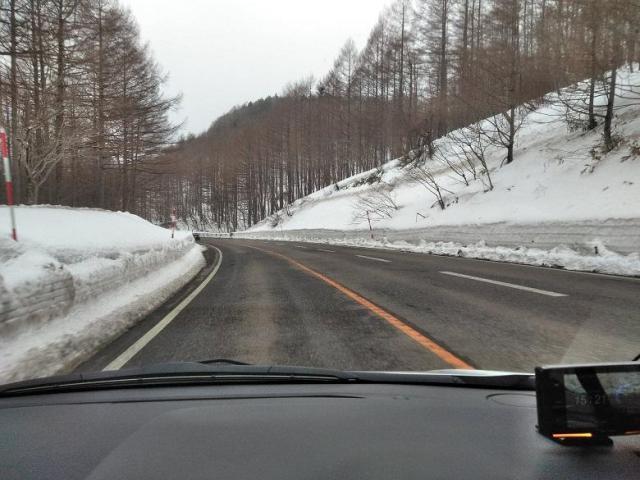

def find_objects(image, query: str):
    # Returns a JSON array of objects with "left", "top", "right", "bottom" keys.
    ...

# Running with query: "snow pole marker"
[
  {"left": 0, "top": 128, "right": 17, "bottom": 241},
  {"left": 170, "top": 208, "right": 177, "bottom": 239}
]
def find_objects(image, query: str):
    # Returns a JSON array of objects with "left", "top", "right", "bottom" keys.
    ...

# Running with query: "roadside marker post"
[
  {"left": 0, "top": 128, "right": 17, "bottom": 241},
  {"left": 170, "top": 208, "right": 177, "bottom": 239}
]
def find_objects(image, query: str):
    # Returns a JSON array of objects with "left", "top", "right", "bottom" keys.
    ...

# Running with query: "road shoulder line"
[{"left": 103, "top": 246, "right": 224, "bottom": 371}]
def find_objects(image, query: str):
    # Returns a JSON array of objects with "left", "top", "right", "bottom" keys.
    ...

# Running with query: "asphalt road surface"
[{"left": 78, "top": 239, "right": 640, "bottom": 373}]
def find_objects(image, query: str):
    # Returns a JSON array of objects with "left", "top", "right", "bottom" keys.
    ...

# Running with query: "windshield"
[{"left": 0, "top": 0, "right": 638, "bottom": 386}]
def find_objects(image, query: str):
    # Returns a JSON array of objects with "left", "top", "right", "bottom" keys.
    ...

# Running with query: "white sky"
[{"left": 120, "top": 0, "right": 392, "bottom": 135}]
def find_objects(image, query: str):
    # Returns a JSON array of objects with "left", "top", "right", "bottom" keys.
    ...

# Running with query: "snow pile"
[
  {"left": 0, "top": 206, "right": 205, "bottom": 383},
  {"left": 239, "top": 231, "right": 640, "bottom": 277},
  {"left": 242, "top": 68, "right": 640, "bottom": 276}
]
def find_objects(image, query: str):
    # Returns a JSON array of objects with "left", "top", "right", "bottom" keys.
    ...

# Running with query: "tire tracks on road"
[{"left": 247, "top": 245, "right": 474, "bottom": 370}]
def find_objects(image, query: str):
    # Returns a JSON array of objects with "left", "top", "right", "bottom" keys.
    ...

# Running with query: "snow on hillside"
[
  {"left": 243, "top": 68, "right": 640, "bottom": 276},
  {"left": 0, "top": 206, "right": 205, "bottom": 382}
]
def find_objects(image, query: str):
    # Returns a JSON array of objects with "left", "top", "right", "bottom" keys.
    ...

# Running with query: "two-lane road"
[{"left": 78, "top": 239, "right": 640, "bottom": 373}]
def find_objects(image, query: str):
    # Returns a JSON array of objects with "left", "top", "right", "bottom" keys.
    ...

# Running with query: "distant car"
[{"left": 192, "top": 232, "right": 201, "bottom": 241}]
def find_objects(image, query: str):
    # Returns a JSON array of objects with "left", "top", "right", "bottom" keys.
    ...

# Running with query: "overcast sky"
[{"left": 120, "top": 0, "right": 392, "bottom": 136}]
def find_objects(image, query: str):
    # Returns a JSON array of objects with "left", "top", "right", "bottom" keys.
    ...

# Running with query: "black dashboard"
[{"left": 1, "top": 382, "right": 639, "bottom": 479}]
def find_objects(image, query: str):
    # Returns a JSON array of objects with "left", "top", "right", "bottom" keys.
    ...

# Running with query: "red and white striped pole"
[{"left": 0, "top": 128, "right": 17, "bottom": 241}]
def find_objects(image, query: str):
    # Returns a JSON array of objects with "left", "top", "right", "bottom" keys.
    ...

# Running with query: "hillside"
[{"left": 241, "top": 68, "right": 640, "bottom": 276}]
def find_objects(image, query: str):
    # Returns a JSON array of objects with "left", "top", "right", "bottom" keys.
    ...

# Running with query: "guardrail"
[
  {"left": 192, "top": 231, "right": 233, "bottom": 238},
  {"left": 233, "top": 219, "right": 640, "bottom": 256}
]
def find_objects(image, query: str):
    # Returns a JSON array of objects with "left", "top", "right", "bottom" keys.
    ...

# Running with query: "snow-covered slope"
[
  {"left": 0, "top": 206, "right": 205, "bottom": 382},
  {"left": 242, "top": 68, "right": 640, "bottom": 276}
]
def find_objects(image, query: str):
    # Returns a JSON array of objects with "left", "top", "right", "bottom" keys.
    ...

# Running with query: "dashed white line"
[
  {"left": 440, "top": 271, "right": 568, "bottom": 297},
  {"left": 295, "top": 245, "right": 310, "bottom": 249},
  {"left": 356, "top": 254, "right": 391, "bottom": 263},
  {"left": 317, "top": 248, "right": 335, "bottom": 253},
  {"left": 103, "top": 246, "right": 224, "bottom": 371}
]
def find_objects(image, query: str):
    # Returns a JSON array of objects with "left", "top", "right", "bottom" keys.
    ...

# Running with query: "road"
[{"left": 78, "top": 239, "right": 640, "bottom": 373}]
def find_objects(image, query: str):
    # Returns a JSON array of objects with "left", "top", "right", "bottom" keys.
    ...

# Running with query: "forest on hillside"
[
  {"left": 162, "top": 0, "right": 640, "bottom": 231},
  {"left": 0, "top": 0, "right": 177, "bottom": 210},
  {"left": 1, "top": 1, "right": 639, "bottom": 230}
]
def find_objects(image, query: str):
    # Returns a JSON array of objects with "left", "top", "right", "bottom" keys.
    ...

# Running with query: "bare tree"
[
  {"left": 16, "top": 113, "right": 81, "bottom": 203},
  {"left": 352, "top": 184, "right": 399, "bottom": 222},
  {"left": 406, "top": 148, "right": 452, "bottom": 210},
  {"left": 448, "top": 124, "right": 494, "bottom": 190}
]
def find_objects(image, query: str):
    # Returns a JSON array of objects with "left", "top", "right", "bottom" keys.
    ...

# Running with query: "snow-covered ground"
[
  {"left": 0, "top": 206, "right": 205, "bottom": 383},
  {"left": 242, "top": 68, "right": 640, "bottom": 276}
]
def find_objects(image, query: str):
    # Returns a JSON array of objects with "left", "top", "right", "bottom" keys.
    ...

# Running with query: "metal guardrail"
[
  {"left": 192, "top": 231, "right": 233, "bottom": 238},
  {"left": 233, "top": 219, "right": 640, "bottom": 255}
]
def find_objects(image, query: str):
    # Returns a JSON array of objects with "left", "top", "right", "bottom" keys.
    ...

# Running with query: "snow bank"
[
  {"left": 236, "top": 229, "right": 640, "bottom": 277},
  {"left": 244, "top": 68, "right": 640, "bottom": 276},
  {"left": 0, "top": 206, "right": 205, "bottom": 383}
]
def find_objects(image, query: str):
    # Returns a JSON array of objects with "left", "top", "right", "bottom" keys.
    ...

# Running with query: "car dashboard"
[{"left": 1, "top": 382, "right": 639, "bottom": 479}]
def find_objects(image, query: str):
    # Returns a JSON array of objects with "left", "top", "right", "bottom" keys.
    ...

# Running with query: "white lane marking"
[
  {"left": 356, "top": 254, "right": 391, "bottom": 263},
  {"left": 295, "top": 245, "right": 309, "bottom": 249},
  {"left": 103, "top": 246, "right": 224, "bottom": 371},
  {"left": 317, "top": 248, "right": 335, "bottom": 253},
  {"left": 440, "top": 271, "right": 568, "bottom": 297}
]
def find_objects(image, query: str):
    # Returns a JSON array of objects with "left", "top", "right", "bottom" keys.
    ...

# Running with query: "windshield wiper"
[
  {"left": 349, "top": 370, "right": 535, "bottom": 390},
  {"left": 0, "top": 363, "right": 357, "bottom": 397},
  {"left": 199, "top": 358, "right": 252, "bottom": 366},
  {"left": 0, "top": 363, "right": 535, "bottom": 397}
]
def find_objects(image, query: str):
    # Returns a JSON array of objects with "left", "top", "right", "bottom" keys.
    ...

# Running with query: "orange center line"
[{"left": 248, "top": 245, "right": 474, "bottom": 370}]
